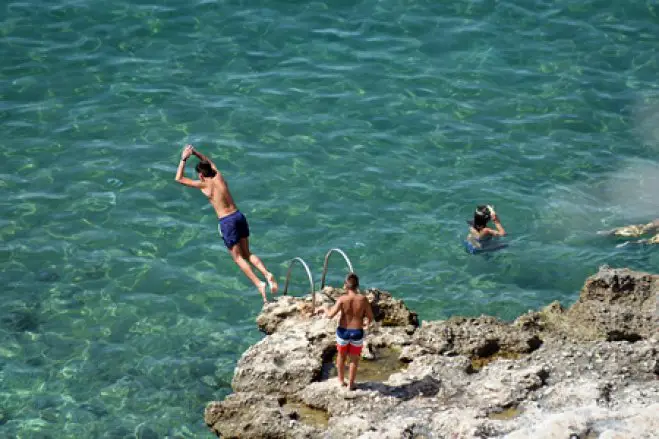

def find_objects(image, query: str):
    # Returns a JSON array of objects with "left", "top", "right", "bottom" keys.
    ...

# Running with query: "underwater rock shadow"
[{"left": 1, "top": 308, "right": 41, "bottom": 333}]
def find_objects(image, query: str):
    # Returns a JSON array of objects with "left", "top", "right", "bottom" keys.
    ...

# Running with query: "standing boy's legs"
[
  {"left": 336, "top": 331, "right": 350, "bottom": 387},
  {"left": 336, "top": 347, "right": 348, "bottom": 386},
  {"left": 347, "top": 344, "right": 362, "bottom": 390}
]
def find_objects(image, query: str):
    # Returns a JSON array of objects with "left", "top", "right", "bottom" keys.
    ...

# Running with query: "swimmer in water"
[
  {"left": 175, "top": 144, "right": 278, "bottom": 304},
  {"left": 598, "top": 218, "right": 659, "bottom": 246},
  {"left": 465, "top": 205, "right": 506, "bottom": 254}
]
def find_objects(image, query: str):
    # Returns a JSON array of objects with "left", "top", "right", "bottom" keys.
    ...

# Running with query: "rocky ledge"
[{"left": 204, "top": 267, "right": 658, "bottom": 438}]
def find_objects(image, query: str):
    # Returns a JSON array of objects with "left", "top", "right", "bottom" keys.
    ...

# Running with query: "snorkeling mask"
[
  {"left": 486, "top": 205, "right": 496, "bottom": 218},
  {"left": 475, "top": 205, "right": 493, "bottom": 222}
]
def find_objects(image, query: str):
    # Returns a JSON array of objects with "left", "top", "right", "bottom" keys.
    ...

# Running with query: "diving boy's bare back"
[
  {"left": 175, "top": 144, "right": 278, "bottom": 303},
  {"left": 199, "top": 164, "right": 236, "bottom": 218}
]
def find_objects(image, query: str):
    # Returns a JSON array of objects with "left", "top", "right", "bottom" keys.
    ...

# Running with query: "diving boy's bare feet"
[
  {"left": 257, "top": 281, "right": 268, "bottom": 304},
  {"left": 266, "top": 272, "right": 279, "bottom": 295}
]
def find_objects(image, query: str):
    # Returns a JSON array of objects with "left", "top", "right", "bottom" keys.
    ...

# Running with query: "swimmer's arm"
[
  {"left": 481, "top": 227, "right": 505, "bottom": 238},
  {"left": 175, "top": 158, "right": 204, "bottom": 188},
  {"left": 482, "top": 214, "right": 506, "bottom": 237},
  {"left": 478, "top": 228, "right": 494, "bottom": 238},
  {"left": 493, "top": 216, "right": 506, "bottom": 236},
  {"left": 191, "top": 147, "right": 219, "bottom": 172}
]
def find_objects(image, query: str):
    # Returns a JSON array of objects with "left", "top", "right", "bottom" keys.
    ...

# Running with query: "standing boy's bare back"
[{"left": 336, "top": 293, "right": 370, "bottom": 330}]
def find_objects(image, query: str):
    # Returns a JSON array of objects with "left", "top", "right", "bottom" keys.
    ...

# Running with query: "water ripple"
[{"left": 2, "top": 0, "right": 659, "bottom": 436}]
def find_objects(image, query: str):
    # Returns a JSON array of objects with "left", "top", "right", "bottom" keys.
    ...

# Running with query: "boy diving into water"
[
  {"left": 175, "top": 145, "right": 278, "bottom": 303},
  {"left": 465, "top": 205, "right": 507, "bottom": 254}
]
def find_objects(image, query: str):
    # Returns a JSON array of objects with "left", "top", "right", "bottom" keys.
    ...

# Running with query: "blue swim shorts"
[
  {"left": 218, "top": 211, "right": 250, "bottom": 249},
  {"left": 336, "top": 327, "right": 364, "bottom": 355},
  {"left": 464, "top": 239, "right": 480, "bottom": 254}
]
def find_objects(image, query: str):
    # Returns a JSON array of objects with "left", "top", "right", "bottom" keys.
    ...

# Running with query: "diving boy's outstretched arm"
[
  {"left": 175, "top": 145, "right": 203, "bottom": 188},
  {"left": 191, "top": 146, "right": 218, "bottom": 172}
]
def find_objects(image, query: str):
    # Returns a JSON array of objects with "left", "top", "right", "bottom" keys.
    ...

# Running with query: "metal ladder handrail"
[
  {"left": 320, "top": 248, "right": 354, "bottom": 290},
  {"left": 282, "top": 257, "right": 316, "bottom": 307}
]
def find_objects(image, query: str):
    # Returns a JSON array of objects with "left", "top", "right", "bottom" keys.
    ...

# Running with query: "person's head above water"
[
  {"left": 472, "top": 205, "right": 493, "bottom": 230},
  {"left": 195, "top": 160, "right": 217, "bottom": 179},
  {"left": 344, "top": 272, "right": 359, "bottom": 291}
]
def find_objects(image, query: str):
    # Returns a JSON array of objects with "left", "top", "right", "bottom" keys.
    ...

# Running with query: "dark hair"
[
  {"left": 195, "top": 161, "right": 217, "bottom": 178},
  {"left": 472, "top": 205, "right": 491, "bottom": 231},
  {"left": 345, "top": 272, "right": 359, "bottom": 290}
]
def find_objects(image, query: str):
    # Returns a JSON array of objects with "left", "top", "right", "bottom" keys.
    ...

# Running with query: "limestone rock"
[
  {"left": 564, "top": 266, "right": 658, "bottom": 341},
  {"left": 204, "top": 392, "right": 319, "bottom": 438},
  {"left": 256, "top": 296, "right": 315, "bottom": 335},
  {"left": 412, "top": 315, "right": 543, "bottom": 358},
  {"left": 505, "top": 403, "right": 659, "bottom": 439},
  {"left": 232, "top": 319, "right": 335, "bottom": 395},
  {"left": 205, "top": 267, "right": 659, "bottom": 438}
]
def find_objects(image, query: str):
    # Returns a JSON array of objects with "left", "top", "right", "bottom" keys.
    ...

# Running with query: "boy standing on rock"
[{"left": 317, "top": 273, "right": 374, "bottom": 390}]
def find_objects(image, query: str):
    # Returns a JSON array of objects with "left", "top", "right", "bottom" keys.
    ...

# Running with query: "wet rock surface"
[{"left": 205, "top": 267, "right": 659, "bottom": 438}]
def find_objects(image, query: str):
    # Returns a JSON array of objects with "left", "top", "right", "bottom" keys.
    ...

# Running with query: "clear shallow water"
[{"left": 2, "top": 0, "right": 659, "bottom": 437}]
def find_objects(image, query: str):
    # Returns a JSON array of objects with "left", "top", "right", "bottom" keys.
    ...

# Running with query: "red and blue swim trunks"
[
  {"left": 336, "top": 327, "right": 364, "bottom": 356},
  {"left": 218, "top": 211, "right": 250, "bottom": 249}
]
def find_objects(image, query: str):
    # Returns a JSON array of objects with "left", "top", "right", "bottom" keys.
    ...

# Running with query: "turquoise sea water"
[{"left": 2, "top": 0, "right": 659, "bottom": 437}]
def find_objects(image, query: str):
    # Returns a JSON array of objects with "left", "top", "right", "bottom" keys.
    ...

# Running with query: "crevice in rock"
[
  {"left": 467, "top": 351, "right": 522, "bottom": 374},
  {"left": 401, "top": 424, "right": 432, "bottom": 438},
  {"left": 596, "top": 382, "right": 613, "bottom": 407},
  {"left": 606, "top": 330, "right": 642, "bottom": 342},
  {"left": 280, "top": 397, "right": 329, "bottom": 428},
  {"left": 535, "top": 367, "right": 549, "bottom": 388},
  {"left": 526, "top": 335, "right": 543, "bottom": 352},
  {"left": 474, "top": 339, "right": 501, "bottom": 358},
  {"left": 486, "top": 405, "right": 521, "bottom": 420},
  {"left": 314, "top": 345, "right": 338, "bottom": 382}
]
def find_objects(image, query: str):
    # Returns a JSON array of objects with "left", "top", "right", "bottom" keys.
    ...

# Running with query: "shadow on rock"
[{"left": 357, "top": 375, "right": 441, "bottom": 400}]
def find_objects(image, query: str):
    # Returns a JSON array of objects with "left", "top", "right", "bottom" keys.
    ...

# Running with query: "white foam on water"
[
  {"left": 601, "top": 159, "right": 659, "bottom": 224},
  {"left": 632, "top": 92, "right": 659, "bottom": 151},
  {"left": 537, "top": 159, "right": 659, "bottom": 240}
]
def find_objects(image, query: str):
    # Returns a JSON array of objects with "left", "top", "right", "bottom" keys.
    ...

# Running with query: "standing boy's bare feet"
[
  {"left": 338, "top": 378, "right": 347, "bottom": 387},
  {"left": 266, "top": 272, "right": 279, "bottom": 295}
]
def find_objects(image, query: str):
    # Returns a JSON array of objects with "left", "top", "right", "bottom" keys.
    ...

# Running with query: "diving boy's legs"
[
  {"left": 239, "top": 237, "right": 279, "bottom": 294},
  {"left": 220, "top": 211, "right": 274, "bottom": 303},
  {"left": 228, "top": 245, "right": 268, "bottom": 303}
]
